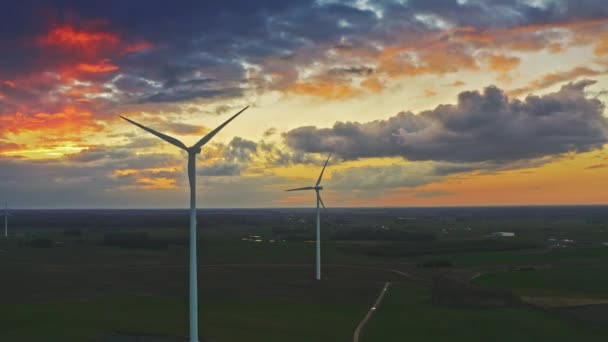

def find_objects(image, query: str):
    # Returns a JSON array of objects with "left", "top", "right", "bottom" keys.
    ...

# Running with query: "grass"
[
  {"left": 0, "top": 297, "right": 187, "bottom": 341},
  {"left": 363, "top": 283, "right": 608, "bottom": 342},
  {"left": 0, "top": 295, "right": 370, "bottom": 342},
  {"left": 419, "top": 247, "right": 608, "bottom": 268},
  {"left": 3, "top": 220, "right": 608, "bottom": 341},
  {"left": 0, "top": 239, "right": 387, "bottom": 341},
  {"left": 474, "top": 266, "right": 608, "bottom": 298}
]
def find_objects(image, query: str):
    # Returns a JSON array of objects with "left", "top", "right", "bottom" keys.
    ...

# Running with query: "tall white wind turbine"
[
  {"left": 285, "top": 155, "right": 331, "bottom": 280},
  {"left": 120, "top": 106, "right": 249, "bottom": 342}
]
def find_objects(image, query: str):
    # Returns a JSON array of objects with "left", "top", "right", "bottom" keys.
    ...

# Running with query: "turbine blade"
[
  {"left": 120, "top": 116, "right": 188, "bottom": 150},
  {"left": 191, "top": 106, "right": 249, "bottom": 150},
  {"left": 315, "top": 154, "right": 331, "bottom": 186},
  {"left": 318, "top": 195, "right": 327, "bottom": 210},
  {"left": 285, "top": 186, "right": 315, "bottom": 192}
]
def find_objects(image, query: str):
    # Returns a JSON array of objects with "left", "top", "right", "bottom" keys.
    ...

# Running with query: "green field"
[
  {"left": 0, "top": 295, "right": 371, "bottom": 342},
  {"left": 3, "top": 207, "right": 608, "bottom": 341},
  {"left": 474, "top": 266, "right": 608, "bottom": 298},
  {"left": 363, "top": 283, "right": 608, "bottom": 342}
]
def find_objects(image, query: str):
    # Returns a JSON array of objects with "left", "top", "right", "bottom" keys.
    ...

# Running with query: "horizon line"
[{"left": 6, "top": 204, "right": 608, "bottom": 210}]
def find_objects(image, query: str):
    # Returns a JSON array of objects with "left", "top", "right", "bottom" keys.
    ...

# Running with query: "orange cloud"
[
  {"left": 361, "top": 76, "right": 383, "bottom": 92},
  {"left": 0, "top": 141, "right": 25, "bottom": 153},
  {"left": 486, "top": 53, "right": 520, "bottom": 82},
  {"left": 288, "top": 81, "right": 360, "bottom": 99},
  {"left": 136, "top": 177, "right": 177, "bottom": 189},
  {"left": 0, "top": 106, "right": 102, "bottom": 136},
  {"left": 586, "top": 164, "right": 608, "bottom": 170},
  {"left": 375, "top": 41, "right": 479, "bottom": 80},
  {"left": 76, "top": 59, "right": 119, "bottom": 73},
  {"left": 271, "top": 17, "right": 608, "bottom": 100},
  {"left": 38, "top": 24, "right": 120, "bottom": 54},
  {"left": 423, "top": 88, "right": 437, "bottom": 98},
  {"left": 595, "top": 33, "right": 608, "bottom": 56},
  {"left": 446, "top": 80, "right": 465, "bottom": 87},
  {"left": 122, "top": 41, "right": 155, "bottom": 54},
  {"left": 509, "top": 66, "right": 606, "bottom": 97},
  {"left": 487, "top": 54, "right": 520, "bottom": 72}
]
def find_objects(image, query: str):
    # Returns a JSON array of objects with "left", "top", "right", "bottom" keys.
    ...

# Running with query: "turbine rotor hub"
[{"left": 188, "top": 146, "right": 202, "bottom": 155}]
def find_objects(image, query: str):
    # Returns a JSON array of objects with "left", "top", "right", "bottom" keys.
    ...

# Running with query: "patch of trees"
[
  {"left": 341, "top": 239, "right": 538, "bottom": 257},
  {"left": 418, "top": 259, "right": 454, "bottom": 268},
  {"left": 271, "top": 226, "right": 315, "bottom": 241},
  {"left": 99, "top": 232, "right": 187, "bottom": 250},
  {"left": 21, "top": 238, "right": 55, "bottom": 248},
  {"left": 62, "top": 228, "right": 83, "bottom": 236},
  {"left": 331, "top": 229, "right": 436, "bottom": 242}
]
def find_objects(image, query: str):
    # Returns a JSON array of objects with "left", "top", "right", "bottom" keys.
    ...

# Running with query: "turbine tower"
[
  {"left": 4, "top": 201, "right": 8, "bottom": 238},
  {"left": 120, "top": 106, "right": 248, "bottom": 342},
  {"left": 285, "top": 154, "right": 331, "bottom": 280}
]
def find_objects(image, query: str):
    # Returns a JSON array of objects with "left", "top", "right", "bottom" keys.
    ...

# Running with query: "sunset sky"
[{"left": 1, "top": 0, "right": 608, "bottom": 208}]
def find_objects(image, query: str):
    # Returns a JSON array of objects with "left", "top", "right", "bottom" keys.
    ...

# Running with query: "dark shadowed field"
[{"left": 1, "top": 206, "right": 608, "bottom": 341}]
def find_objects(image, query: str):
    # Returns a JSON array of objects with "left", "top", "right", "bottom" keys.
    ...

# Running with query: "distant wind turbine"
[
  {"left": 285, "top": 154, "right": 331, "bottom": 280},
  {"left": 120, "top": 106, "right": 249, "bottom": 342}
]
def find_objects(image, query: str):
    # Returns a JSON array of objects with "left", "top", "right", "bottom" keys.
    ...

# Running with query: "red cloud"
[
  {"left": 76, "top": 59, "right": 119, "bottom": 73},
  {"left": 37, "top": 24, "right": 120, "bottom": 54},
  {"left": 122, "top": 41, "right": 155, "bottom": 54},
  {"left": 0, "top": 106, "right": 103, "bottom": 136}
]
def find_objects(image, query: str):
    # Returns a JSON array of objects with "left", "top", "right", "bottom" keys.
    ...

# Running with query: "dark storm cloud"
[
  {"left": 1, "top": 0, "right": 607, "bottom": 110},
  {"left": 284, "top": 80, "right": 608, "bottom": 164}
]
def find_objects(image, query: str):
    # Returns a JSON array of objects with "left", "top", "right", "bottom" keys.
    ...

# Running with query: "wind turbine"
[
  {"left": 120, "top": 106, "right": 249, "bottom": 342},
  {"left": 285, "top": 155, "right": 330, "bottom": 280}
]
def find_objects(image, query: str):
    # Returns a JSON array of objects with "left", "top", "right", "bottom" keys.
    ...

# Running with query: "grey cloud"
[
  {"left": 197, "top": 137, "right": 259, "bottom": 176},
  {"left": 285, "top": 80, "right": 608, "bottom": 164},
  {"left": 329, "top": 163, "right": 442, "bottom": 191},
  {"left": 198, "top": 163, "right": 242, "bottom": 176},
  {"left": 140, "top": 87, "right": 243, "bottom": 104},
  {"left": 157, "top": 122, "right": 207, "bottom": 136},
  {"left": 263, "top": 127, "right": 277, "bottom": 137},
  {"left": 66, "top": 148, "right": 131, "bottom": 163}
]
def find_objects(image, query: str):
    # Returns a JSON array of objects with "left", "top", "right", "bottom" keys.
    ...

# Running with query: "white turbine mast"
[
  {"left": 4, "top": 201, "right": 8, "bottom": 238},
  {"left": 285, "top": 154, "right": 331, "bottom": 280},
  {"left": 120, "top": 106, "right": 249, "bottom": 342}
]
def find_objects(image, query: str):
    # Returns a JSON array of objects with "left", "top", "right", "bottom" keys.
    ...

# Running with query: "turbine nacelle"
[{"left": 188, "top": 146, "right": 202, "bottom": 155}]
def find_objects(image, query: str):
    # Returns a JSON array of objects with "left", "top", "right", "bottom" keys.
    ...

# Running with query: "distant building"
[{"left": 490, "top": 232, "right": 515, "bottom": 238}]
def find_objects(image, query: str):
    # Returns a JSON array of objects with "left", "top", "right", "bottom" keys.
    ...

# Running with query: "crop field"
[
  {"left": 1, "top": 207, "right": 608, "bottom": 341},
  {"left": 363, "top": 283, "right": 608, "bottom": 342}
]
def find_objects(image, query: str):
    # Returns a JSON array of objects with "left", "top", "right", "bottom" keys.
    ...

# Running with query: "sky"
[{"left": 1, "top": 0, "right": 608, "bottom": 208}]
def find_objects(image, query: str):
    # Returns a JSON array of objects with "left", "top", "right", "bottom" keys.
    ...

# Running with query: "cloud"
[
  {"left": 198, "top": 162, "right": 242, "bottom": 176},
  {"left": 585, "top": 164, "right": 608, "bottom": 169},
  {"left": 329, "top": 163, "right": 441, "bottom": 191},
  {"left": 509, "top": 66, "right": 608, "bottom": 96},
  {"left": 263, "top": 127, "right": 277, "bottom": 138},
  {"left": 197, "top": 137, "right": 259, "bottom": 176},
  {"left": 157, "top": 122, "right": 208, "bottom": 136},
  {"left": 285, "top": 80, "right": 608, "bottom": 164},
  {"left": 486, "top": 53, "right": 520, "bottom": 81}
]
